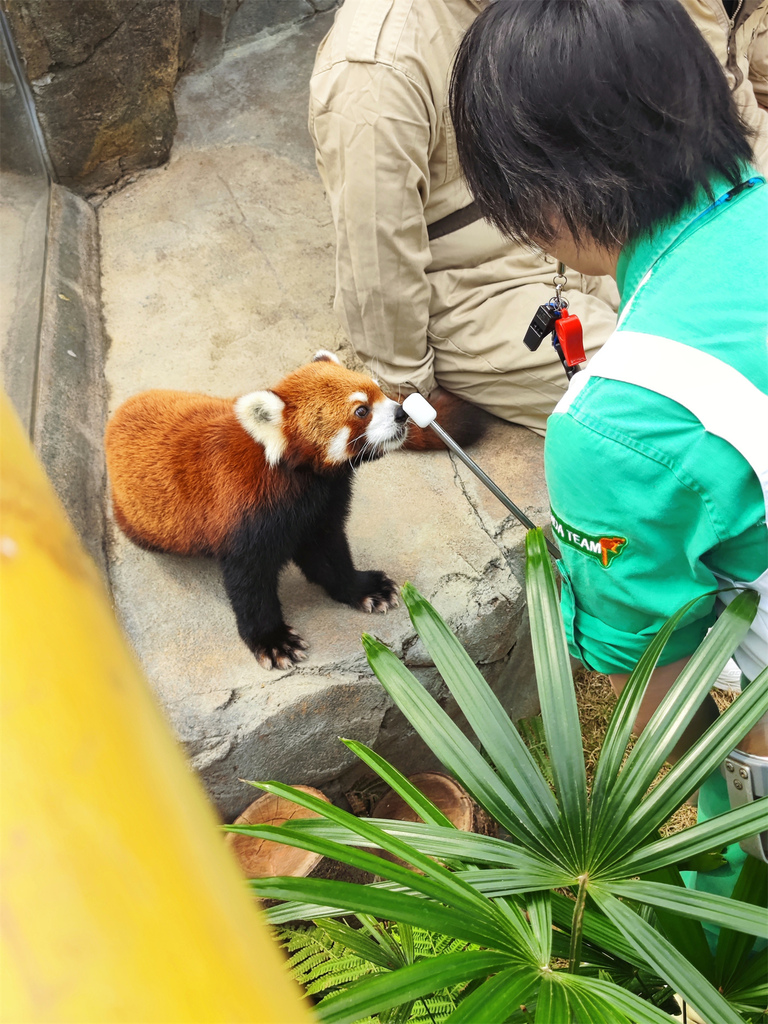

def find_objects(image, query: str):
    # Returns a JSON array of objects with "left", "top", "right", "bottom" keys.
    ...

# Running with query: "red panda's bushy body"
[{"left": 108, "top": 390, "right": 265, "bottom": 556}]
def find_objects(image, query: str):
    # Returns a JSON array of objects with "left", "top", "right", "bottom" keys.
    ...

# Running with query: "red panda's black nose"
[{"left": 394, "top": 405, "right": 408, "bottom": 423}]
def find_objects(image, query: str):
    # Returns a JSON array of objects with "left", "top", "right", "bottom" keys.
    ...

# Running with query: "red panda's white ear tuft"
[
  {"left": 235, "top": 391, "right": 287, "bottom": 466},
  {"left": 312, "top": 350, "right": 341, "bottom": 365}
]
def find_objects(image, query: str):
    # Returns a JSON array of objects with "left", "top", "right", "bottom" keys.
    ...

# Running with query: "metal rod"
[{"left": 427, "top": 421, "right": 561, "bottom": 560}]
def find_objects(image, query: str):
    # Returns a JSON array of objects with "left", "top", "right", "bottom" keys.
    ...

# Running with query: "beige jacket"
[{"left": 682, "top": 0, "right": 768, "bottom": 174}]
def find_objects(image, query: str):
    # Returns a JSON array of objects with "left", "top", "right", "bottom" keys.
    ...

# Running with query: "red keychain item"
[{"left": 554, "top": 311, "right": 585, "bottom": 368}]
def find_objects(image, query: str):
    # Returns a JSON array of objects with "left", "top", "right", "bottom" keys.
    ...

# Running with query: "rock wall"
[
  {"left": 2, "top": 0, "right": 183, "bottom": 195},
  {"left": 1, "top": 0, "right": 337, "bottom": 197}
]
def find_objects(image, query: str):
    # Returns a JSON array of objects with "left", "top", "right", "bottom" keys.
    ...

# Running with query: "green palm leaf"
[
  {"left": 561, "top": 984, "right": 629, "bottom": 1024},
  {"left": 715, "top": 856, "right": 768, "bottom": 993},
  {"left": 723, "top": 947, "right": 768, "bottom": 1011},
  {"left": 550, "top": 892, "right": 649, "bottom": 969},
  {"left": 594, "top": 593, "right": 758, "bottom": 858},
  {"left": 442, "top": 967, "right": 539, "bottom": 1024},
  {"left": 288, "top": 817, "right": 565, "bottom": 879},
  {"left": 456, "top": 867, "right": 576, "bottom": 896},
  {"left": 234, "top": 782, "right": 509, "bottom": 931},
  {"left": 640, "top": 866, "right": 713, "bottom": 978},
  {"left": 237, "top": 539, "right": 765, "bottom": 1023},
  {"left": 605, "top": 878, "right": 768, "bottom": 937},
  {"left": 400, "top": 582, "right": 563, "bottom": 839},
  {"left": 527, "top": 889, "right": 553, "bottom": 964},
  {"left": 231, "top": 820, "right": 515, "bottom": 947},
  {"left": 361, "top": 633, "right": 561, "bottom": 860},
  {"left": 493, "top": 897, "right": 548, "bottom": 964},
  {"left": 588, "top": 593, "right": 716, "bottom": 830},
  {"left": 535, "top": 973, "right": 572, "bottom": 1022},
  {"left": 558, "top": 975, "right": 677, "bottom": 1024},
  {"left": 253, "top": 876, "right": 516, "bottom": 951},
  {"left": 525, "top": 529, "right": 588, "bottom": 861},
  {"left": 318, "top": 918, "right": 403, "bottom": 971},
  {"left": 617, "top": 670, "right": 768, "bottom": 850},
  {"left": 339, "top": 739, "right": 456, "bottom": 829},
  {"left": 618, "top": 798, "right": 768, "bottom": 876},
  {"left": 591, "top": 888, "right": 745, "bottom": 1024}
]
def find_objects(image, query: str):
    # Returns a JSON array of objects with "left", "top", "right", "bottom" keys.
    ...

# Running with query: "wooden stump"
[
  {"left": 371, "top": 772, "right": 495, "bottom": 871},
  {"left": 226, "top": 773, "right": 493, "bottom": 889},
  {"left": 226, "top": 786, "right": 369, "bottom": 886},
  {"left": 226, "top": 785, "right": 331, "bottom": 880},
  {"left": 372, "top": 772, "right": 477, "bottom": 830}
]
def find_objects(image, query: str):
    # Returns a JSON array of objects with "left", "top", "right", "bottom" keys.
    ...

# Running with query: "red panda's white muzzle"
[{"left": 364, "top": 397, "right": 408, "bottom": 456}]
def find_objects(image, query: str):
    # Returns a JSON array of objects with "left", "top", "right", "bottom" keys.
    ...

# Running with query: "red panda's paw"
[
  {"left": 356, "top": 572, "right": 400, "bottom": 614},
  {"left": 252, "top": 626, "right": 309, "bottom": 670}
]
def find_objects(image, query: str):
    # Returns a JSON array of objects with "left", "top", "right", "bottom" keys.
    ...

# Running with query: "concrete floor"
[{"left": 99, "top": 14, "right": 548, "bottom": 819}]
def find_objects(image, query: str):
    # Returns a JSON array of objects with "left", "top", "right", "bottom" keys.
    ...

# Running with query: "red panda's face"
[{"left": 235, "top": 354, "right": 407, "bottom": 471}]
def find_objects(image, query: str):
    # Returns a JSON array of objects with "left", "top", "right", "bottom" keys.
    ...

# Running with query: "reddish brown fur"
[
  {"left": 271, "top": 361, "right": 388, "bottom": 471},
  {"left": 106, "top": 362, "right": 487, "bottom": 562},
  {"left": 106, "top": 390, "right": 268, "bottom": 555}
]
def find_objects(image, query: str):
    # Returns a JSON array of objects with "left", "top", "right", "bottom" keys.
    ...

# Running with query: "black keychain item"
[
  {"left": 522, "top": 264, "right": 585, "bottom": 379},
  {"left": 523, "top": 301, "right": 561, "bottom": 352}
]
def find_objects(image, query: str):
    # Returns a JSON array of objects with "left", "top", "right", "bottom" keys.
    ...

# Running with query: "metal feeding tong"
[{"left": 401, "top": 393, "right": 561, "bottom": 560}]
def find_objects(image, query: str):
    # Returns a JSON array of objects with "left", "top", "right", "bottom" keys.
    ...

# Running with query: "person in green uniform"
[{"left": 449, "top": 0, "right": 768, "bottom": 896}]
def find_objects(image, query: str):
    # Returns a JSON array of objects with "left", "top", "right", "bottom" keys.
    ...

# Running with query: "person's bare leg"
[{"left": 610, "top": 657, "right": 719, "bottom": 764}]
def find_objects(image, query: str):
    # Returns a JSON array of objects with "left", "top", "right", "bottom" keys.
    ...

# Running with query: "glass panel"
[{"left": 0, "top": 12, "right": 51, "bottom": 434}]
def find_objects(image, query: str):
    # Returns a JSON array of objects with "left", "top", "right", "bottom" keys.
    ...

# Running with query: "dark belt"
[{"left": 427, "top": 200, "right": 483, "bottom": 241}]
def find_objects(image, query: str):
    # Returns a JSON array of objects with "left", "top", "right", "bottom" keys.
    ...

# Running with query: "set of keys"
[{"left": 522, "top": 264, "right": 586, "bottom": 380}]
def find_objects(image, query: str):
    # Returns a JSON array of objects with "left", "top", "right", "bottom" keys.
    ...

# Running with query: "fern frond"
[
  {"left": 305, "top": 955, "right": 379, "bottom": 984},
  {"left": 279, "top": 920, "right": 481, "bottom": 1023},
  {"left": 279, "top": 924, "right": 379, "bottom": 997},
  {"left": 306, "top": 965, "right": 384, "bottom": 995}
]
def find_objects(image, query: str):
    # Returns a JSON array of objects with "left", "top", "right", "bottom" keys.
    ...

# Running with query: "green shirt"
[{"left": 545, "top": 173, "right": 768, "bottom": 674}]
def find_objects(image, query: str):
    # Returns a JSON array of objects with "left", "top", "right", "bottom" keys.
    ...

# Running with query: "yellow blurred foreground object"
[{"left": 0, "top": 392, "right": 313, "bottom": 1023}]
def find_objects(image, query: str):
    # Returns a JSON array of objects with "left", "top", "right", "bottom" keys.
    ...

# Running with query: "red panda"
[
  {"left": 106, "top": 352, "right": 486, "bottom": 669},
  {"left": 105, "top": 352, "right": 413, "bottom": 669}
]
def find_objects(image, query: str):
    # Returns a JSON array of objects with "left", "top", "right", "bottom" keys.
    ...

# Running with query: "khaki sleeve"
[
  {"left": 309, "top": 61, "right": 437, "bottom": 395},
  {"left": 742, "top": 14, "right": 768, "bottom": 174},
  {"left": 748, "top": 14, "right": 768, "bottom": 110},
  {"left": 753, "top": 10, "right": 768, "bottom": 105},
  {"left": 678, "top": 0, "right": 768, "bottom": 175}
]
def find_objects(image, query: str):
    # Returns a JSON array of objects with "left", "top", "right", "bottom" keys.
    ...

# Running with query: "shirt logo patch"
[{"left": 551, "top": 510, "right": 628, "bottom": 568}]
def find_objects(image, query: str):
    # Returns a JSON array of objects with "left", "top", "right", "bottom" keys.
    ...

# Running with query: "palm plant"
[{"left": 226, "top": 529, "right": 768, "bottom": 1023}]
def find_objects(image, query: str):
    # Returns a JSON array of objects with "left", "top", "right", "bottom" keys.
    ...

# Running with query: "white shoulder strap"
[{"left": 585, "top": 331, "right": 768, "bottom": 510}]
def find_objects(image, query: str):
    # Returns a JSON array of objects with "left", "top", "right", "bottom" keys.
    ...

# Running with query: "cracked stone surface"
[{"left": 99, "top": 14, "right": 548, "bottom": 820}]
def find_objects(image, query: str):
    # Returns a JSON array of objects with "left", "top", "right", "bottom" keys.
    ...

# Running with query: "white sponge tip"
[{"left": 402, "top": 393, "right": 437, "bottom": 428}]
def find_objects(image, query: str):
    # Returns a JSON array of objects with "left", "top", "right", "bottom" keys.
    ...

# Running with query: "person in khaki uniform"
[
  {"left": 681, "top": 0, "right": 768, "bottom": 175},
  {"left": 308, "top": 0, "right": 620, "bottom": 436}
]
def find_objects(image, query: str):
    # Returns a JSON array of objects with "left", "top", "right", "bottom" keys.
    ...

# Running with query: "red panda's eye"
[{"left": 354, "top": 405, "right": 370, "bottom": 419}]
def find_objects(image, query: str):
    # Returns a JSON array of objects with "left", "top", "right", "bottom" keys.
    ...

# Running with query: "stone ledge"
[{"left": 34, "top": 183, "right": 108, "bottom": 578}]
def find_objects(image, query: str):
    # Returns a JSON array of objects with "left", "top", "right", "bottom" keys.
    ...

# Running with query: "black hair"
[{"left": 449, "top": 0, "right": 754, "bottom": 251}]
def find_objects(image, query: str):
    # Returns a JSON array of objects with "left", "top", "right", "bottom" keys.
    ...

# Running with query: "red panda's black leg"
[
  {"left": 219, "top": 549, "right": 307, "bottom": 671},
  {"left": 293, "top": 481, "right": 399, "bottom": 614}
]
